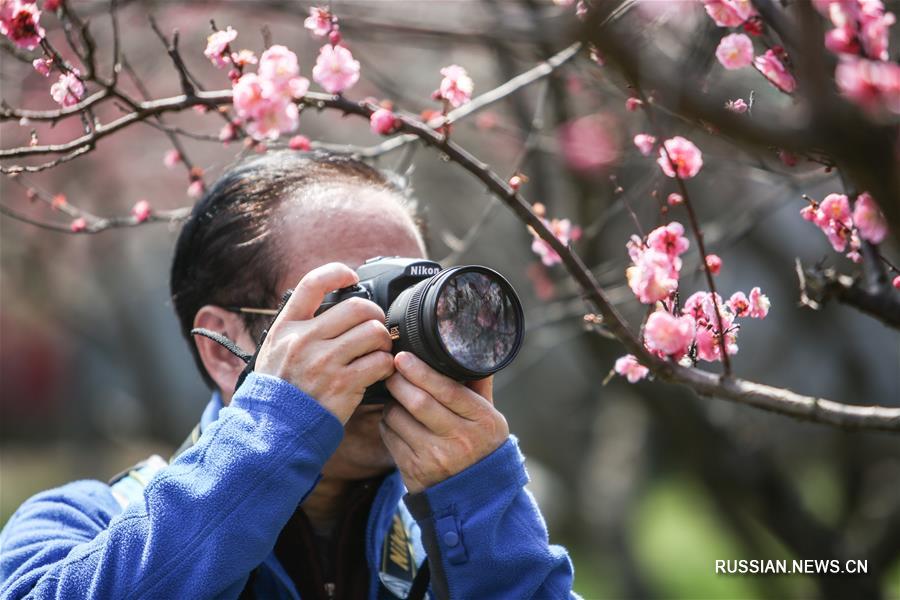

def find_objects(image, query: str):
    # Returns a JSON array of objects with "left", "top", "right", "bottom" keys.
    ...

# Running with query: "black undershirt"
[{"left": 266, "top": 478, "right": 383, "bottom": 600}]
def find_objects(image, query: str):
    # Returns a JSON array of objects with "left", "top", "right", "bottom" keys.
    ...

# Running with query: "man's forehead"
[{"left": 274, "top": 185, "right": 425, "bottom": 289}]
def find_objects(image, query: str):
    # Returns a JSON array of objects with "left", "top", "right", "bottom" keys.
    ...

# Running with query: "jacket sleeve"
[
  {"left": 0, "top": 373, "right": 343, "bottom": 600},
  {"left": 404, "top": 436, "right": 579, "bottom": 600}
]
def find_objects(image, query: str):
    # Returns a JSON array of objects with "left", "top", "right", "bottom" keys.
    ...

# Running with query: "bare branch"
[
  {"left": 798, "top": 262, "right": 900, "bottom": 330},
  {"left": 148, "top": 15, "right": 197, "bottom": 97}
]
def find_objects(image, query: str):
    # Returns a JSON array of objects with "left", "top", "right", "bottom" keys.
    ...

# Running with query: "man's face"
[{"left": 271, "top": 185, "right": 426, "bottom": 481}]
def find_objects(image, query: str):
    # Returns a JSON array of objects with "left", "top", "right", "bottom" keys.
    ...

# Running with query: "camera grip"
[{"left": 314, "top": 284, "right": 371, "bottom": 316}]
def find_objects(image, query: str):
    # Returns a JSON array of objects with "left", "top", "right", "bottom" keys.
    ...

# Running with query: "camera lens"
[{"left": 385, "top": 266, "right": 524, "bottom": 380}]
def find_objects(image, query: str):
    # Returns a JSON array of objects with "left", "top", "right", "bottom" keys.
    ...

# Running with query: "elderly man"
[{"left": 0, "top": 151, "right": 576, "bottom": 599}]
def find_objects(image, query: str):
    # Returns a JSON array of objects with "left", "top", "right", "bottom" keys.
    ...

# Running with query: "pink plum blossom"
[
  {"left": 70, "top": 217, "right": 87, "bottom": 233},
  {"left": 695, "top": 322, "right": 738, "bottom": 362},
  {"left": 187, "top": 180, "right": 205, "bottom": 198},
  {"left": 530, "top": 217, "right": 582, "bottom": 266},
  {"left": 32, "top": 57, "right": 51, "bottom": 77},
  {"left": 204, "top": 26, "right": 237, "bottom": 69},
  {"left": 43, "top": 0, "right": 60, "bottom": 11},
  {"left": 647, "top": 222, "right": 690, "bottom": 259},
  {"left": 50, "top": 71, "right": 85, "bottom": 107},
  {"left": 893, "top": 275, "right": 900, "bottom": 290},
  {"left": 728, "top": 291, "right": 750, "bottom": 317},
  {"left": 163, "top": 149, "right": 181, "bottom": 168},
  {"left": 370, "top": 108, "right": 398, "bottom": 135},
  {"left": 304, "top": 7, "right": 333, "bottom": 37},
  {"left": 312, "top": 44, "right": 360, "bottom": 94},
  {"left": 705, "top": 254, "right": 723, "bottom": 275},
  {"left": 435, "top": 64, "right": 473, "bottom": 107},
  {"left": 813, "top": 193, "right": 853, "bottom": 251},
  {"left": 559, "top": 114, "right": 620, "bottom": 172},
  {"left": 852, "top": 192, "right": 887, "bottom": 244},
  {"left": 667, "top": 193, "right": 684, "bottom": 206},
  {"left": 716, "top": 33, "right": 754, "bottom": 70},
  {"left": 289, "top": 135, "right": 311, "bottom": 150},
  {"left": 231, "top": 49, "right": 257, "bottom": 67},
  {"left": 702, "top": 0, "right": 756, "bottom": 27},
  {"left": 645, "top": 311, "right": 695, "bottom": 358},
  {"left": 615, "top": 355, "right": 649, "bottom": 383},
  {"left": 754, "top": 49, "right": 796, "bottom": 93},
  {"left": 219, "top": 122, "right": 236, "bottom": 143},
  {"left": 835, "top": 58, "right": 900, "bottom": 115},
  {"left": 748, "top": 287, "right": 770, "bottom": 319},
  {"left": 259, "top": 45, "right": 301, "bottom": 89},
  {"left": 657, "top": 137, "right": 703, "bottom": 179},
  {"left": 633, "top": 133, "right": 656, "bottom": 156},
  {"left": 0, "top": 0, "right": 45, "bottom": 50},
  {"left": 725, "top": 98, "right": 749, "bottom": 113},
  {"left": 627, "top": 246, "right": 680, "bottom": 304},
  {"left": 131, "top": 200, "right": 151, "bottom": 223},
  {"left": 233, "top": 72, "right": 300, "bottom": 140},
  {"left": 248, "top": 100, "right": 298, "bottom": 141},
  {"left": 625, "top": 97, "right": 643, "bottom": 111}
]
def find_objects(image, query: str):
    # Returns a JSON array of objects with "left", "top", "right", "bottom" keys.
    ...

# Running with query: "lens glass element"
[{"left": 434, "top": 270, "right": 520, "bottom": 373}]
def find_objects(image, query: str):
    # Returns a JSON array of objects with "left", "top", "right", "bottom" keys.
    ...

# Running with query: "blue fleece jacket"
[{"left": 0, "top": 373, "right": 576, "bottom": 599}]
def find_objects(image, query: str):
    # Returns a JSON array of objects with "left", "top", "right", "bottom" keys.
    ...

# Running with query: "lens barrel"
[{"left": 385, "top": 266, "right": 524, "bottom": 380}]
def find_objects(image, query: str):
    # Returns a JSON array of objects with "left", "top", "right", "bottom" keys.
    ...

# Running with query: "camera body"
[
  {"left": 317, "top": 256, "right": 443, "bottom": 317},
  {"left": 318, "top": 256, "right": 524, "bottom": 405}
]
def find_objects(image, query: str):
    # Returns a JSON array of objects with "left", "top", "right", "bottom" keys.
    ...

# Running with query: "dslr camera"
[{"left": 317, "top": 257, "right": 524, "bottom": 404}]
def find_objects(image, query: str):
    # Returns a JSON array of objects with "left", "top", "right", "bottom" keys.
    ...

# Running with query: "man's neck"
[{"left": 301, "top": 476, "right": 352, "bottom": 532}]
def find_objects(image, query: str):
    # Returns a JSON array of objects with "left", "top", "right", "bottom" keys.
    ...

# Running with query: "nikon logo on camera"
[{"left": 407, "top": 265, "right": 440, "bottom": 276}]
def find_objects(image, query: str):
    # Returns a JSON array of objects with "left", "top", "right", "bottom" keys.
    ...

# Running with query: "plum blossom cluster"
[
  {"left": 615, "top": 219, "right": 770, "bottom": 383},
  {"left": 626, "top": 222, "right": 689, "bottom": 304},
  {"left": 209, "top": 8, "right": 361, "bottom": 141},
  {"left": 1, "top": 1, "right": 89, "bottom": 108},
  {"left": 433, "top": 65, "right": 473, "bottom": 108},
  {"left": 800, "top": 191, "right": 888, "bottom": 261},
  {"left": 815, "top": 0, "right": 899, "bottom": 115},
  {"left": 614, "top": 288, "right": 769, "bottom": 383},
  {"left": 703, "top": 1, "right": 798, "bottom": 94},
  {"left": 528, "top": 203, "right": 582, "bottom": 267},
  {"left": 230, "top": 45, "right": 310, "bottom": 140}
]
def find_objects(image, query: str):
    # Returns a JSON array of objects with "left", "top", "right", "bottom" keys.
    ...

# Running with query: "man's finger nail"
[{"left": 396, "top": 352, "right": 413, "bottom": 369}]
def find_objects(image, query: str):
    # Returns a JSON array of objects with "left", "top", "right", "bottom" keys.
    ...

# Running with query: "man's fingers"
[
  {"left": 394, "top": 352, "right": 486, "bottom": 420},
  {"left": 346, "top": 350, "right": 395, "bottom": 386},
  {"left": 331, "top": 318, "right": 392, "bottom": 364},
  {"left": 381, "top": 400, "right": 432, "bottom": 448},
  {"left": 314, "top": 297, "right": 386, "bottom": 340},
  {"left": 385, "top": 372, "right": 458, "bottom": 434},
  {"left": 379, "top": 419, "right": 417, "bottom": 463},
  {"left": 276, "top": 262, "right": 359, "bottom": 324}
]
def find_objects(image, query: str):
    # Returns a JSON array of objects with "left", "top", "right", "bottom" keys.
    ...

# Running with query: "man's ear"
[{"left": 193, "top": 305, "right": 256, "bottom": 397}]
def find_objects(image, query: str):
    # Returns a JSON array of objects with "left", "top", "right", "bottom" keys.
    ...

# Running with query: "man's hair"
[{"left": 170, "top": 150, "right": 422, "bottom": 389}]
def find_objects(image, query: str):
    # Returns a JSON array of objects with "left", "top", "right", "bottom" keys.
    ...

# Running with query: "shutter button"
[{"left": 442, "top": 530, "right": 459, "bottom": 547}]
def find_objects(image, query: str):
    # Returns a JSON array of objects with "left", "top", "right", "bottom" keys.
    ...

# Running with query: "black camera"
[{"left": 317, "top": 257, "right": 525, "bottom": 404}]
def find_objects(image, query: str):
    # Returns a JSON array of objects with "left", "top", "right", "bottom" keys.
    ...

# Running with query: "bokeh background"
[{"left": 2, "top": 1, "right": 899, "bottom": 598}]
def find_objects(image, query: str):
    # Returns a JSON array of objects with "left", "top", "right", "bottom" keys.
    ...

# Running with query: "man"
[{"left": 0, "top": 151, "right": 576, "bottom": 599}]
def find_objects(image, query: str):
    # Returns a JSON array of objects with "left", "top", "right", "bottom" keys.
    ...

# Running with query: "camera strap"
[{"left": 191, "top": 290, "right": 295, "bottom": 395}]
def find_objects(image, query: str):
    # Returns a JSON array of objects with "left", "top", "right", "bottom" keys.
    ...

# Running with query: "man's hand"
[
  {"left": 380, "top": 351, "right": 509, "bottom": 494},
  {"left": 255, "top": 262, "right": 395, "bottom": 424}
]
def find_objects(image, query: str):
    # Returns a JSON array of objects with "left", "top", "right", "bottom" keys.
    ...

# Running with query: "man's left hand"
[{"left": 380, "top": 351, "right": 509, "bottom": 494}]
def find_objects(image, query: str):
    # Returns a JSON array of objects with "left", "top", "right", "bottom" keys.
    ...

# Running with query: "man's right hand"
[{"left": 255, "top": 262, "right": 395, "bottom": 424}]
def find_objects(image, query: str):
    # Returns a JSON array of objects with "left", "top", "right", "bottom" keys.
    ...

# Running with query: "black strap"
[
  {"left": 408, "top": 558, "right": 430, "bottom": 600},
  {"left": 190, "top": 328, "right": 253, "bottom": 363},
  {"left": 190, "top": 289, "right": 296, "bottom": 395}
]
